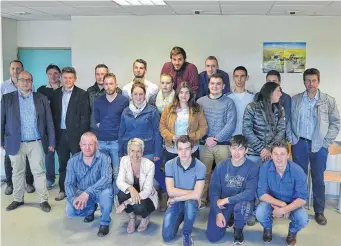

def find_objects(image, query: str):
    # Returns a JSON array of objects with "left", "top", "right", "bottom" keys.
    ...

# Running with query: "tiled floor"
[{"left": 1, "top": 183, "right": 341, "bottom": 246}]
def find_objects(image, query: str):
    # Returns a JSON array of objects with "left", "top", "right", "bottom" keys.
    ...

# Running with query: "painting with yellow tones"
[{"left": 263, "top": 42, "right": 306, "bottom": 73}]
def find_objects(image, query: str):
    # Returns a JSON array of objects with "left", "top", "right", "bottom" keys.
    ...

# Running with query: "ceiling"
[{"left": 1, "top": 1, "right": 341, "bottom": 21}]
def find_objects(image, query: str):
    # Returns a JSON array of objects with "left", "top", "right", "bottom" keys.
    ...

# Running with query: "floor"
[{"left": 1, "top": 183, "right": 341, "bottom": 246}]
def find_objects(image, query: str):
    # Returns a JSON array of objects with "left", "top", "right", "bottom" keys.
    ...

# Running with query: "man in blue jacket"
[
  {"left": 197, "top": 56, "right": 230, "bottom": 98},
  {"left": 206, "top": 135, "right": 259, "bottom": 245}
]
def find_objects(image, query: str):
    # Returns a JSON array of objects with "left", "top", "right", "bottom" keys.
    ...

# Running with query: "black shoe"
[
  {"left": 97, "top": 225, "right": 109, "bottom": 237},
  {"left": 6, "top": 201, "right": 24, "bottom": 211},
  {"left": 315, "top": 213, "right": 327, "bottom": 225},
  {"left": 233, "top": 227, "right": 244, "bottom": 245},
  {"left": 286, "top": 231, "right": 297, "bottom": 246},
  {"left": 84, "top": 203, "right": 98, "bottom": 223},
  {"left": 26, "top": 184, "right": 35, "bottom": 193},
  {"left": 263, "top": 228, "right": 272, "bottom": 243},
  {"left": 40, "top": 201, "right": 51, "bottom": 212},
  {"left": 4, "top": 185, "right": 13, "bottom": 195},
  {"left": 227, "top": 214, "right": 234, "bottom": 228}
]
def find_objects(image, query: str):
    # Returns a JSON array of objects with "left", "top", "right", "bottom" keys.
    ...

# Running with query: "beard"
[
  {"left": 134, "top": 74, "right": 145, "bottom": 79},
  {"left": 106, "top": 90, "right": 116, "bottom": 95}
]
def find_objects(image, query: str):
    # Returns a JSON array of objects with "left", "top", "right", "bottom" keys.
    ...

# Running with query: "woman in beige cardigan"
[
  {"left": 160, "top": 81, "right": 208, "bottom": 163},
  {"left": 116, "top": 138, "right": 158, "bottom": 234}
]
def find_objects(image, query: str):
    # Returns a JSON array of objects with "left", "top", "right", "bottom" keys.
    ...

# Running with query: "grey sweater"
[{"left": 197, "top": 95, "right": 237, "bottom": 144}]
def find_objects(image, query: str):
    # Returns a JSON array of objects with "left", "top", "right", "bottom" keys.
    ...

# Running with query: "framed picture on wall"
[{"left": 263, "top": 42, "right": 306, "bottom": 73}]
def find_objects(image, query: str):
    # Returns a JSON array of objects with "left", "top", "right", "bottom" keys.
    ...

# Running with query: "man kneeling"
[
  {"left": 256, "top": 141, "right": 309, "bottom": 246},
  {"left": 206, "top": 135, "right": 259, "bottom": 245},
  {"left": 65, "top": 132, "right": 113, "bottom": 237}
]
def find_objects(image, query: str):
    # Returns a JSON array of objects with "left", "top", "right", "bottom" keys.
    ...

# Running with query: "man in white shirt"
[{"left": 122, "top": 59, "right": 158, "bottom": 100}]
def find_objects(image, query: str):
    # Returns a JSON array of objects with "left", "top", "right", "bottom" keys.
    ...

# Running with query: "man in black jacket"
[{"left": 51, "top": 67, "right": 90, "bottom": 201}]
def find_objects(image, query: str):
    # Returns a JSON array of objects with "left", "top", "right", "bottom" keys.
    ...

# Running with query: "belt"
[
  {"left": 300, "top": 137, "right": 312, "bottom": 142},
  {"left": 21, "top": 139, "right": 40, "bottom": 143}
]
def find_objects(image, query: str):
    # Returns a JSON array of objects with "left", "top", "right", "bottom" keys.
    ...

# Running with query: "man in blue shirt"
[
  {"left": 162, "top": 135, "right": 206, "bottom": 246},
  {"left": 65, "top": 132, "right": 113, "bottom": 237},
  {"left": 197, "top": 56, "right": 230, "bottom": 98},
  {"left": 256, "top": 141, "right": 309, "bottom": 246},
  {"left": 94, "top": 73, "right": 129, "bottom": 200},
  {"left": 206, "top": 135, "right": 259, "bottom": 245}
]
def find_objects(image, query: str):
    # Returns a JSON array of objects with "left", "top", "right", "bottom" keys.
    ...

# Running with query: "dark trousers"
[
  {"left": 56, "top": 130, "right": 78, "bottom": 192},
  {"left": 117, "top": 190, "right": 155, "bottom": 218},
  {"left": 164, "top": 149, "right": 199, "bottom": 163},
  {"left": 4, "top": 153, "right": 34, "bottom": 186},
  {"left": 45, "top": 150, "right": 56, "bottom": 183},
  {"left": 292, "top": 139, "right": 328, "bottom": 213}
]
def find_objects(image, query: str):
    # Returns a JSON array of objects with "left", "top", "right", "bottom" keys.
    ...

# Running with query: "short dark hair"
[
  {"left": 61, "top": 66, "right": 77, "bottom": 77},
  {"left": 10, "top": 60, "right": 23, "bottom": 68},
  {"left": 134, "top": 59, "right": 147, "bottom": 69},
  {"left": 46, "top": 64, "right": 61, "bottom": 73},
  {"left": 176, "top": 135, "right": 193, "bottom": 149},
  {"left": 206, "top": 56, "right": 219, "bottom": 66},
  {"left": 95, "top": 64, "right": 108, "bottom": 72},
  {"left": 230, "top": 135, "right": 248, "bottom": 149},
  {"left": 270, "top": 141, "right": 289, "bottom": 153},
  {"left": 233, "top": 66, "right": 248, "bottom": 77},
  {"left": 266, "top": 70, "right": 281, "bottom": 81},
  {"left": 209, "top": 73, "right": 224, "bottom": 82},
  {"left": 170, "top": 46, "right": 187, "bottom": 60},
  {"left": 303, "top": 68, "right": 320, "bottom": 82}
]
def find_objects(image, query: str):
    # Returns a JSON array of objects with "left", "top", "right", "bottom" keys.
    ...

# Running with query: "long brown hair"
[{"left": 169, "top": 81, "right": 200, "bottom": 115}]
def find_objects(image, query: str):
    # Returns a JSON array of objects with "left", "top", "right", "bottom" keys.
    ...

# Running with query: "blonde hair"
[
  {"left": 127, "top": 138, "right": 145, "bottom": 153},
  {"left": 80, "top": 131, "right": 98, "bottom": 144}
]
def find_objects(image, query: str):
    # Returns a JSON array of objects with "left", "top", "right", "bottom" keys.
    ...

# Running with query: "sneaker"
[
  {"left": 247, "top": 214, "right": 257, "bottom": 226},
  {"left": 233, "top": 227, "right": 244, "bottom": 245},
  {"left": 46, "top": 180, "right": 55, "bottom": 190},
  {"left": 26, "top": 184, "right": 35, "bottom": 193},
  {"left": 314, "top": 213, "right": 327, "bottom": 226},
  {"left": 4, "top": 185, "right": 13, "bottom": 195},
  {"left": 286, "top": 231, "right": 297, "bottom": 246},
  {"left": 182, "top": 233, "right": 194, "bottom": 246}
]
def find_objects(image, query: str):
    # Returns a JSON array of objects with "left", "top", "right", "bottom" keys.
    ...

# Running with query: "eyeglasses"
[{"left": 18, "top": 78, "right": 33, "bottom": 83}]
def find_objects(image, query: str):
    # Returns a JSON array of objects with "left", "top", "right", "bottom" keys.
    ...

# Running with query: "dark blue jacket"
[
  {"left": 119, "top": 104, "right": 162, "bottom": 158},
  {"left": 197, "top": 69, "right": 230, "bottom": 98},
  {"left": 1, "top": 91, "right": 55, "bottom": 155}
]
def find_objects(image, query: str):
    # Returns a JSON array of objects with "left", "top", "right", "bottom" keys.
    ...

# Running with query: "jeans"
[
  {"left": 65, "top": 187, "right": 113, "bottom": 226},
  {"left": 117, "top": 190, "right": 155, "bottom": 218},
  {"left": 207, "top": 201, "right": 253, "bottom": 243},
  {"left": 199, "top": 145, "right": 230, "bottom": 204},
  {"left": 45, "top": 150, "right": 56, "bottom": 183},
  {"left": 98, "top": 140, "right": 119, "bottom": 194},
  {"left": 162, "top": 200, "right": 199, "bottom": 242},
  {"left": 292, "top": 139, "right": 328, "bottom": 213},
  {"left": 143, "top": 154, "right": 167, "bottom": 192},
  {"left": 256, "top": 202, "right": 309, "bottom": 233}
]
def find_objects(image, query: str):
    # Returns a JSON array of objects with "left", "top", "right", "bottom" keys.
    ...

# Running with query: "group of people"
[{"left": 1, "top": 46, "right": 340, "bottom": 246}]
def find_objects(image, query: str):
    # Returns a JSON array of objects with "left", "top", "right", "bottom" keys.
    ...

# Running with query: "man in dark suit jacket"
[
  {"left": 50, "top": 67, "right": 90, "bottom": 201},
  {"left": 1, "top": 71, "right": 55, "bottom": 212}
]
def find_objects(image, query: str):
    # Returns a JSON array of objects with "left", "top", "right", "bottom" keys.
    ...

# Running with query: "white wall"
[
  {"left": 17, "top": 20, "right": 71, "bottom": 48},
  {"left": 2, "top": 17, "right": 18, "bottom": 80}
]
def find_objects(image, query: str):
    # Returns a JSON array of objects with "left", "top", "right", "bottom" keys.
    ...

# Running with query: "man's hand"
[
  {"left": 216, "top": 213, "right": 226, "bottom": 228},
  {"left": 73, "top": 192, "right": 89, "bottom": 210},
  {"left": 48, "top": 146, "right": 55, "bottom": 152},
  {"left": 217, "top": 198, "right": 228, "bottom": 209},
  {"left": 116, "top": 203, "right": 126, "bottom": 214},
  {"left": 153, "top": 156, "right": 160, "bottom": 162},
  {"left": 172, "top": 135, "right": 179, "bottom": 143},
  {"left": 260, "top": 148, "right": 271, "bottom": 161},
  {"left": 272, "top": 205, "right": 286, "bottom": 218},
  {"left": 167, "top": 197, "right": 176, "bottom": 207},
  {"left": 206, "top": 137, "right": 218, "bottom": 147},
  {"left": 128, "top": 186, "right": 141, "bottom": 204}
]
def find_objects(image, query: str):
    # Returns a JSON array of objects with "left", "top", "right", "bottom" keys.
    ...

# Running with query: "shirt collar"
[
  {"left": 62, "top": 86, "right": 74, "bottom": 93},
  {"left": 17, "top": 90, "right": 32, "bottom": 99},
  {"left": 269, "top": 160, "right": 290, "bottom": 173},
  {"left": 80, "top": 150, "right": 100, "bottom": 167},
  {"left": 303, "top": 90, "right": 319, "bottom": 102},
  {"left": 176, "top": 157, "right": 196, "bottom": 171}
]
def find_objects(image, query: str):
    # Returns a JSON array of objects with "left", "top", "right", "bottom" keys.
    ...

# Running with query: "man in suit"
[
  {"left": 51, "top": 66, "right": 90, "bottom": 201},
  {"left": 1, "top": 71, "right": 55, "bottom": 212}
]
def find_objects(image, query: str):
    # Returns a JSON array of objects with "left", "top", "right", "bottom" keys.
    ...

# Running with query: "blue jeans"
[
  {"left": 292, "top": 139, "right": 328, "bottom": 213},
  {"left": 45, "top": 150, "right": 56, "bottom": 183},
  {"left": 65, "top": 187, "right": 113, "bottom": 226},
  {"left": 162, "top": 200, "right": 199, "bottom": 242},
  {"left": 98, "top": 140, "right": 119, "bottom": 194},
  {"left": 207, "top": 201, "right": 254, "bottom": 243},
  {"left": 256, "top": 202, "right": 309, "bottom": 233},
  {"left": 143, "top": 154, "right": 167, "bottom": 192}
]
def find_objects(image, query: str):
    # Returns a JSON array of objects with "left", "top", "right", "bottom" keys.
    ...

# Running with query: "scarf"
[
  {"left": 155, "top": 90, "right": 175, "bottom": 113},
  {"left": 129, "top": 100, "right": 147, "bottom": 118}
]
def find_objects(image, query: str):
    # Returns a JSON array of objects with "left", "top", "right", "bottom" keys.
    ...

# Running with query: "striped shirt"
[
  {"left": 18, "top": 91, "right": 40, "bottom": 141},
  {"left": 65, "top": 150, "right": 113, "bottom": 204},
  {"left": 61, "top": 87, "right": 73, "bottom": 129},
  {"left": 299, "top": 91, "right": 319, "bottom": 140}
]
